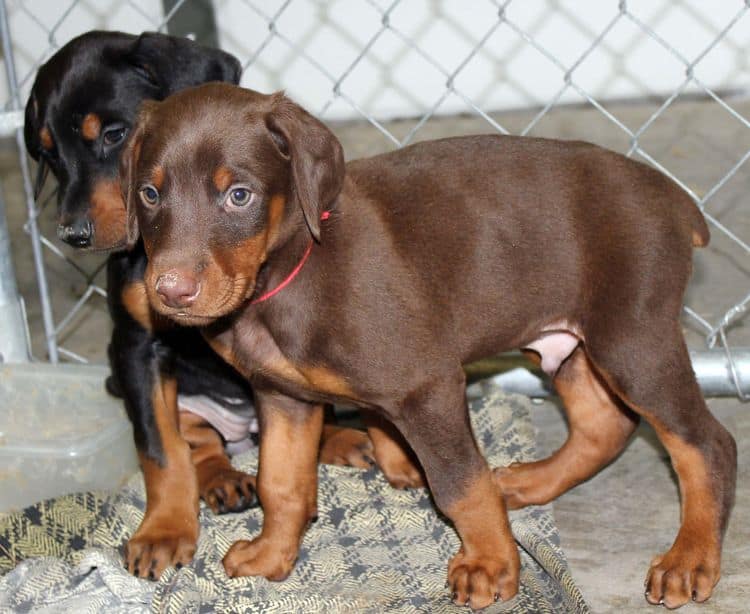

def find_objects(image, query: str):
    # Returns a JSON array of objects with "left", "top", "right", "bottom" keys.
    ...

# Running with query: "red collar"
[{"left": 250, "top": 211, "right": 330, "bottom": 305}]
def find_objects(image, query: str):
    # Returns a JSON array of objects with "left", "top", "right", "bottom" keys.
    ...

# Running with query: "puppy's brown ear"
[
  {"left": 120, "top": 100, "right": 158, "bottom": 250},
  {"left": 265, "top": 94, "right": 345, "bottom": 242}
]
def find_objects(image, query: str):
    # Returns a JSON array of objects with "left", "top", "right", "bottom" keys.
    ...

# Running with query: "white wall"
[{"left": 3, "top": 0, "right": 750, "bottom": 121}]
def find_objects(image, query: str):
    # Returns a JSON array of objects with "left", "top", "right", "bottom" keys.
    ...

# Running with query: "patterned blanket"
[{"left": 0, "top": 390, "right": 588, "bottom": 613}]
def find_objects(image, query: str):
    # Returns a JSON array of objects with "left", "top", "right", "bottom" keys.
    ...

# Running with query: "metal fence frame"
[{"left": 0, "top": 0, "right": 748, "bottom": 398}]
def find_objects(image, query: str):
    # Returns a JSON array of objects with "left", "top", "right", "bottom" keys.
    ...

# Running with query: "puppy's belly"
[{"left": 523, "top": 325, "right": 581, "bottom": 377}]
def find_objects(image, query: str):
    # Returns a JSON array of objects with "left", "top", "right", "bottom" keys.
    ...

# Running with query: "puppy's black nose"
[
  {"left": 57, "top": 219, "right": 93, "bottom": 248},
  {"left": 155, "top": 270, "right": 201, "bottom": 309}
]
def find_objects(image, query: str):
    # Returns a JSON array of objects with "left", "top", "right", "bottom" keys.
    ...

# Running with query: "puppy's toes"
[
  {"left": 223, "top": 537, "right": 296, "bottom": 581},
  {"left": 447, "top": 548, "right": 519, "bottom": 610},
  {"left": 201, "top": 470, "right": 258, "bottom": 514},
  {"left": 380, "top": 457, "right": 425, "bottom": 489},
  {"left": 125, "top": 526, "right": 198, "bottom": 580},
  {"left": 644, "top": 547, "right": 720, "bottom": 609},
  {"left": 319, "top": 426, "right": 375, "bottom": 470}
]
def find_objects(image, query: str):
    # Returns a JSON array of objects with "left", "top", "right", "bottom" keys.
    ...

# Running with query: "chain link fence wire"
[{"left": 1, "top": 0, "right": 748, "bottom": 397}]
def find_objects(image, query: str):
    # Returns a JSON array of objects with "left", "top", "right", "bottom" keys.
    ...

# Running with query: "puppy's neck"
[{"left": 248, "top": 219, "right": 321, "bottom": 306}]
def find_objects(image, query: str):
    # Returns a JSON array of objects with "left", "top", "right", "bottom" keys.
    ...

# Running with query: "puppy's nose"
[
  {"left": 57, "top": 219, "right": 93, "bottom": 248},
  {"left": 155, "top": 270, "right": 200, "bottom": 309}
]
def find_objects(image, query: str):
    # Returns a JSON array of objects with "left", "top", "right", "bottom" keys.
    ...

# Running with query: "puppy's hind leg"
[
  {"left": 586, "top": 324, "right": 736, "bottom": 609},
  {"left": 362, "top": 409, "right": 425, "bottom": 489},
  {"left": 494, "top": 346, "right": 639, "bottom": 508}
]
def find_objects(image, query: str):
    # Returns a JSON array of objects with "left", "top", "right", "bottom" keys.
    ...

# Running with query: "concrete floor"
[{"left": 1, "top": 96, "right": 748, "bottom": 611}]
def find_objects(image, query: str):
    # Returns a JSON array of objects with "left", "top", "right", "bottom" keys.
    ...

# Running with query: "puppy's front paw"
[
  {"left": 125, "top": 520, "right": 198, "bottom": 579},
  {"left": 223, "top": 536, "right": 298, "bottom": 581},
  {"left": 447, "top": 547, "right": 519, "bottom": 609},
  {"left": 201, "top": 469, "right": 257, "bottom": 514},
  {"left": 645, "top": 547, "right": 720, "bottom": 609}
]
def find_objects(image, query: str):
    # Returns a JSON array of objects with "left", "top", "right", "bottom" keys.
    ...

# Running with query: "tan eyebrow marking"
[
  {"left": 81, "top": 113, "right": 102, "bottom": 141},
  {"left": 213, "top": 166, "right": 233, "bottom": 193},
  {"left": 152, "top": 165, "right": 165, "bottom": 190}
]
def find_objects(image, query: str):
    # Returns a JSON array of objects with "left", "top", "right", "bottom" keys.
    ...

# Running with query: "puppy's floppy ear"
[
  {"left": 23, "top": 90, "right": 50, "bottom": 200},
  {"left": 265, "top": 94, "right": 345, "bottom": 241},
  {"left": 120, "top": 100, "right": 159, "bottom": 250},
  {"left": 23, "top": 90, "right": 41, "bottom": 161},
  {"left": 127, "top": 32, "right": 242, "bottom": 95}
]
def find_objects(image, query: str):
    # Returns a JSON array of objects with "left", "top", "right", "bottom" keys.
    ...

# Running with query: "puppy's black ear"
[
  {"left": 23, "top": 91, "right": 41, "bottom": 161},
  {"left": 127, "top": 32, "right": 242, "bottom": 95},
  {"left": 265, "top": 94, "right": 345, "bottom": 242},
  {"left": 24, "top": 90, "right": 51, "bottom": 200},
  {"left": 120, "top": 100, "right": 159, "bottom": 250}
]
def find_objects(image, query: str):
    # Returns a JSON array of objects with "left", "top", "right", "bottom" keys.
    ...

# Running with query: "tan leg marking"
[
  {"left": 223, "top": 396, "right": 323, "bottom": 580},
  {"left": 585, "top": 339, "right": 732, "bottom": 609},
  {"left": 363, "top": 410, "right": 424, "bottom": 489},
  {"left": 494, "top": 347, "right": 638, "bottom": 508},
  {"left": 126, "top": 376, "right": 199, "bottom": 579},
  {"left": 319, "top": 424, "right": 375, "bottom": 469},
  {"left": 445, "top": 469, "right": 520, "bottom": 608},
  {"left": 179, "top": 411, "right": 257, "bottom": 514},
  {"left": 644, "top": 428, "right": 721, "bottom": 608}
]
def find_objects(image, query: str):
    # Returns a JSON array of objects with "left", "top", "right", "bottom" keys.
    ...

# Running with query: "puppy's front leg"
[
  {"left": 223, "top": 390, "right": 323, "bottom": 580},
  {"left": 394, "top": 370, "right": 520, "bottom": 609},
  {"left": 109, "top": 310, "right": 199, "bottom": 579}
]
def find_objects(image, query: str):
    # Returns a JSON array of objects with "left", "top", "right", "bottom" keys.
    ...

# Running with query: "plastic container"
[{"left": 0, "top": 363, "right": 138, "bottom": 512}]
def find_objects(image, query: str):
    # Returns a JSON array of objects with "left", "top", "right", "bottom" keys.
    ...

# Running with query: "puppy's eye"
[
  {"left": 227, "top": 188, "right": 255, "bottom": 208},
  {"left": 140, "top": 185, "right": 159, "bottom": 206},
  {"left": 103, "top": 126, "right": 127, "bottom": 146}
]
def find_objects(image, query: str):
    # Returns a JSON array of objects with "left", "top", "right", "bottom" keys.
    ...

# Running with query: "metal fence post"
[
  {"left": 0, "top": 182, "right": 30, "bottom": 362},
  {"left": 0, "top": 0, "right": 58, "bottom": 362}
]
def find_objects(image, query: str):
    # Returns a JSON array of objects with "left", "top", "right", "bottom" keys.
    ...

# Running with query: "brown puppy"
[{"left": 121, "top": 83, "right": 736, "bottom": 609}]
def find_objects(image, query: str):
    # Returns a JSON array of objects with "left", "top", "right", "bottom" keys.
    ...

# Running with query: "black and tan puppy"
[
  {"left": 122, "top": 83, "right": 736, "bottom": 609},
  {"left": 24, "top": 32, "right": 379, "bottom": 580}
]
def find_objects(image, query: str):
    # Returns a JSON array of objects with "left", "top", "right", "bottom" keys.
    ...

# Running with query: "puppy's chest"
[{"left": 205, "top": 321, "right": 356, "bottom": 404}]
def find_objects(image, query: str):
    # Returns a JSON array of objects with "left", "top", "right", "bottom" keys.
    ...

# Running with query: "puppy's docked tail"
[{"left": 689, "top": 203, "right": 710, "bottom": 248}]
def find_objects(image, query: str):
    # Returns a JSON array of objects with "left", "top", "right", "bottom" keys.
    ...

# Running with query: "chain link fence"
[{"left": 1, "top": 0, "right": 749, "bottom": 396}]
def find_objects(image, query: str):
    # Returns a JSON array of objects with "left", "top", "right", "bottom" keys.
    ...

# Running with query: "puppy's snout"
[
  {"left": 155, "top": 269, "right": 201, "bottom": 309},
  {"left": 57, "top": 219, "right": 93, "bottom": 248}
]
